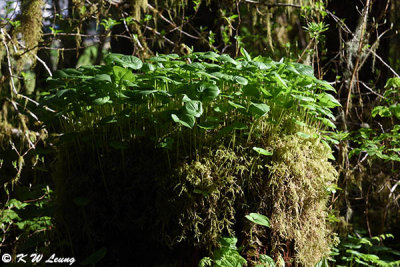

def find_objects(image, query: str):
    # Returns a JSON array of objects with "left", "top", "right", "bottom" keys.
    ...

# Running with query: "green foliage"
[
  {"left": 42, "top": 52, "right": 339, "bottom": 140},
  {"left": 350, "top": 126, "right": 400, "bottom": 162},
  {"left": 304, "top": 21, "right": 329, "bottom": 40},
  {"left": 0, "top": 185, "right": 53, "bottom": 248},
  {"left": 199, "top": 214, "right": 277, "bottom": 267},
  {"left": 333, "top": 232, "right": 400, "bottom": 266},
  {"left": 39, "top": 51, "right": 339, "bottom": 265},
  {"left": 245, "top": 213, "right": 271, "bottom": 227},
  {"left": 199, "top": 237, "right": 247, "bottom": 267},
  {"left": 350, "top": 78, "right": 400, "bottom": 163}
]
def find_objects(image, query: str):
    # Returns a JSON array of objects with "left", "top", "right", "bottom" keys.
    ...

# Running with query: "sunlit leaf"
[
  {"left": 171, "top": 113, "right": 195, "bottom": 128},
  {"left": 249, "top": 103, "right": 270, "bottom": 117},
  {"left": 245, "top": 213, "right": 270, "bottom": 227}
]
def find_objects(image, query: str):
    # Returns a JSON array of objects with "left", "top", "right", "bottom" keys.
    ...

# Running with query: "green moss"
[
  {"left": 19, "top": 0, "right": 43, "bottom": 50},
  {"left": 130, "top": 0, "right": 148, "bottom": 20},
  {"left": 168, "top": 148, "right": 247, "bottom": 248},
  {"left": 266, "top": 126, "right": 338, "bottom": 265}
]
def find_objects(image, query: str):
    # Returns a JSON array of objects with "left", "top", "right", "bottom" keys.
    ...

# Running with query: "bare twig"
[
  {"left": 147, "top": 3, "right": 200, "bottom": 40},
  {"left": 244, "top": 0, "right": 301, "bottom": 8},
  {"left": 356, "top": 80, "right": 385, "bottom": 98},
  {"left": 1, "top": 28, "right": 19, "bottom": 96},
  {"left": 345, "top": 0, "right": 371, "bottom": 115}
]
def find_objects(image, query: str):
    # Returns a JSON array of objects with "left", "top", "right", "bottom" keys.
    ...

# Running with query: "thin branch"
[
  {"left": 369, "top": 49, "right": 400, "bottom": 78},
  {"left": 345, "top": 0, "right": 371, "bottom": 115},
  {"left": 356, "top": 80, "right": 385, "bottom": 98},
  {"left": 326, "top": 8, "right": 399, "bottom": 79},
  {"left": 1, "top": 28, "right": 19, "bottom": 96},
  {"left": 244, "top": 0, "right": 301, "bottom": 8},
  {"left": 147, "top": 3, "right": 200, "bottom": 40}
]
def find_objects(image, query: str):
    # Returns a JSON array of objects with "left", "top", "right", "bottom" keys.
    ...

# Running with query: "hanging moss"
[
  {"left": 163, "top": 122, "right": 338, "bottom": 265},
  {"left": 167, "top": 148, "right": 248, "bottom": 248},
  {"left": 19, "top": 0, "right": 44, "bottom": 50},
  {"left": 266, "top": 127, "right": 338, "bottom": 265},
  {"left": 130, "top": 0, "right": 148, "bottom": 20}
]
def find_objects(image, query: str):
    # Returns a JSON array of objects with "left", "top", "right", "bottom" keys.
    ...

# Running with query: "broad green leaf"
[
  {"left": 274, "top": 73, "right": 288, "bottom": 88},
  {"left": 211, "top": 72, "right": 234, "bottom": 82},
  {"left": 184, "top": 100, "right": 203, "bottom": 117},
  {"left": 1, "top": 209, "right": 21, "bottom": 223},
  {"left": 219, "top": 54, "right": 237, "bottom": 65},
  {"left": 171, "top": 113, "right": 195, "bottom": 128},
  {"left": 292, "top": 63, "right": 314, "bottom": 77},
  {"left": 319, "top": 117, "right": 336, "bottom": 129},
  {"left": 291, "top": 94, "right": 315, "bottom": 102},
  {"left": 182, "top": 62, "right": 205, "bottom": 72},
  {"left": 245, "top": 213, "right": 270, "bottom": 227},
  {"left": 389, "top": 104, "right": 400, "bottom": 119},
  {"left": 93, "top": 74, "right": 112, "bottom": 83},
  {"left": 318, "top": 93, "right": 341, "bottom": 108},
  {"left": 53, "top": 69, "right": 69, "bottom": 79},
  {"left": 231, "top": 122, "right": 248, "bottom": 130},
  {"left": 198, "top": 121, "right": 218, "bottom": 130},
  {"left": 240, "top": 47, "right": 251, "bottom": 61},
  {"left": 196, "top": 51, "right": 219, "bottom": 60},
  {"left": 197, "top": 82, "right": 220, "bottom": 101},
  {"left": 253, "top": 147, "right": 273, "bottom": 156},
  {"left": 228, "top": 101, "right": 246, "bottom": 110},
  {"left": 219, "top": 122, "right": 248, "bottom": 134},
  {"left": 112, "top": 66, "right": 136, "bottom": 84},
  {"left": 120, "top": 55, "right": 143, "bottom": 70},
  {"left": 219, "top": 237, "right": 238, "bottom": 250},
  {"left": 142, "top": 62, "right": 156, "bottom": 72},
  {"left": 56, "top": 88, "right": 75, "bottom": 98},
  {"left": 93, "top": 96, "right": 110, "bottom": 105},
  {"left": 249, "top": 103, "right": 270, "bottom": 117},
  {"left": 234, "top": 76, "right": 248, "bottom": 85},
  {"left": 148, "top": 56, "right": 168, "bottom": 62},
  {"left": 315, "top": 79, "right": 335, "bottom": 91},
  {"left": 252, "top": 61, "right": 270, "bottom": 70}
]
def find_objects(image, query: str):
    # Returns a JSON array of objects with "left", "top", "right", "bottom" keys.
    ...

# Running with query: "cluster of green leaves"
[
  {"left": 199, "top": 213, "right": 280, "bottom": 267},
  {"left": 372, "top": 78, "right": 400, "bottom": 120},
  {"left": 350, "top": 78, "right": 400, "bottom": 162},
  {"left": 349, "top": 126, "right": 400, "bottom": 162},
  {"left": 41, "top": 49, "right": 340, "bottom": 150},
  {"left": 199, "top": 237, "right": 247, "bottom": 267},
  {"left": 332, "top": 232, "right": 400, "bottom": 266},
  {"left": 0, "top": 185, "right": 53, "bottom": 249}
]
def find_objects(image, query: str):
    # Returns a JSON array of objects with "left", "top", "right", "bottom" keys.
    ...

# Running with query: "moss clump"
[
  {"left": 267, "top": 127, "right": 338, "bottom": 265},
  {"left": 130, "top": 0, "right": 148, "bottom": 20},
  {"left": 19, "top": 0, "right": 44, "bottom": 50},
  {"left": 161, "top": 122, "right": 338, "bottom": 266},
  {"left": 168, "top": 148, "right": 248, "bottom": 248}
]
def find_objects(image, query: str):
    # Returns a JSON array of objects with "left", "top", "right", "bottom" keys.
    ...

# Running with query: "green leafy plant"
[
  {"left": 333, "top": 232, "right": 400, "bottom": 266},
  {"left": 350, "top": 77, "right": 400, "bottom": 163},
  {"left": 199, "top": 237, "right": 247, "bottom": 267},
  {"left": 199, "top": 213, "right": 275, "bottom": 267},
  {"left": 39, "top": 51, "right": 340, "bottom": 266},
  {"left": 0, "top": 185, "right": 53, "bottom": 248}
]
